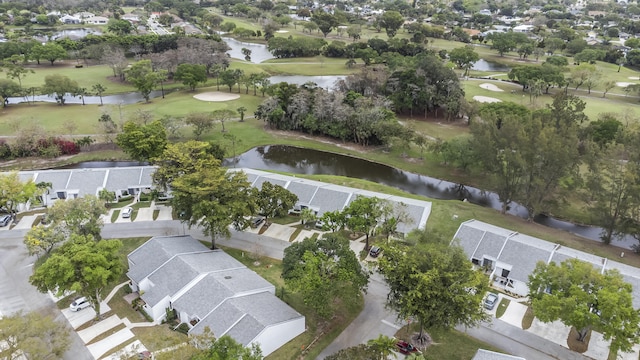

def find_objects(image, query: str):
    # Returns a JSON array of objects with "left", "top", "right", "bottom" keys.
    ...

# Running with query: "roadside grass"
[
  {"left": 130, "top": 210, "right": 138, "bottom": 221},
  {"left": 395, "top": 323, "right": 504, "bottom": 360},
  {"left": 153, "top": 210, "right": 159, "bottom": 221},
  {"left": 289, "top": 227, "right": 302, "bottom": 242},
  {"left": 522, "top": 306, "right": 534, "bottom": 330},
  {"left": 130, "top": 201, "right": 151, "bottom": 210},
  {"left": 495, "top": 298, "right": 510, "bottom": 319},
  {"left": 110, "top": 210, "right": 119, "bottom": 223},
  {"left": 269, "top": 214, "right": 300, "bottom": 225}
]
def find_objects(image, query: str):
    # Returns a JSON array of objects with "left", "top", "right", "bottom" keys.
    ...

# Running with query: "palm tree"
[{"left": 367, "top": 335, "right": 398, "bottom": 360}]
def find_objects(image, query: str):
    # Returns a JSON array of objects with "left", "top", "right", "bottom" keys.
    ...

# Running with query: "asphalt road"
[{"left": 0, "top": 220, "right": 595, "bottom": 360}]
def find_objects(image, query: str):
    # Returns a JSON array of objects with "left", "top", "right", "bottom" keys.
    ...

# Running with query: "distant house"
[
  {"left": 86, "top": 16, "right": 108, "bottom": 24},
  {"left": 127, "top": 235, "right": 305, "bottom": 356},
  {"left": 122, "top": 14, "right": 140, "bottom": 23},
  {"left": 60, "top": 14, "right": 80, "bottom": 24},
  {"left": 452, "top": 220, "right": 640, "bottom": 307},
  {"left": 478, "top": 9, "right": 492, "bottom": 16},
  {"left": 513, "top": 24, "right": 534, "bottom": 33},
  {"left": 73, "top": 11, "right": 95, "bottom": 19}
]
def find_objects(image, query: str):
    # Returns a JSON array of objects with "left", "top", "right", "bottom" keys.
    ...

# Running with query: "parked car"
[
  {"left": 121, "top": 207, "right": 133, "bottom": 218},
  {"left": 484, "top": 293, "right": 499, "bottom": 310},
  {"left": 137, "top": 351, "right": 152, "bottom": 359},
  {"left": 69, "top": 296, "right": 91, "bottom": 312},
  {"left": 251, "top": 216, "right": 265, "bottom": 228},
  {"left": 396, "top": 340, "right": 418, "bottom": 355},
  {"left": 369, "top": 246, "right": 382, "bottom": 258},
  {"left": 0, "top": 214, "right": 11, "bottom": 227}
]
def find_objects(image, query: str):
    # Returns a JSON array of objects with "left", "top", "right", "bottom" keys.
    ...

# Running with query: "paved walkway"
[
  {"left": 104, "top": 340, "right": 148, "bottom": 360},
  {"left": 77, "top": 315, "right": 121, "bottom": 343},
  {"left": 13, "top": 215, "right": 38, "bottom": 230},
  {"left": 86, "top": 327, "right": 135, "bottom": 359},
  {"left": 500, "top": 301, "right": 527, "bottom": 328},
  {"left": 155, "top": 205, "right": 173, "bottom": 221}
]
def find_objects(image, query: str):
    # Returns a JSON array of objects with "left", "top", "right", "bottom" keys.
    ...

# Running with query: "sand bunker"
[
  {"left": 479, "top": 83, "right": 504, "bottom": 92},
  {"left": 276, "top": 30, "right": 289, "bottom": 33},
  {"left": 617, "top": 82, "right": 637, "bottom": 87},
  {"left": 193, "top": 92, "right": 241, "bottom": 102},
  {"left": 473, "top": 96, "right": 502, "bottom": 103},
  {"left": 628, "top": 77, "right": 640, "bottom": 80}
]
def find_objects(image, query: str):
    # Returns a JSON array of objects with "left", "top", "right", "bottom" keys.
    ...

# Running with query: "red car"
[{"left": 396, "top": 340, "right": 418, "bottom": 355}]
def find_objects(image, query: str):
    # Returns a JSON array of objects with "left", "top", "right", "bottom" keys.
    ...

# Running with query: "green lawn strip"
[
  {"left": 496, "top": 298, "right": 510, "bottom": 319},
  {"left": 21, "top": 63, "right": 135, "bottom": 94},
  {"left": 0, "top": 150, "right": 129, "bottom": 171},
  {"left": 131, "top": 210, "right": 138, "bottom": 222},
  {"left": 131, "top": 326, "right": 188, "bottom": 352},
  {"left": 84, "top": 323, "right": 127, "bottom": 346},
  {"left": 269, "top": 214, "right": 300, "bottom": 225},
  {"left": 130, "top": 201, "right": 151, "bottom": 210},
  {"left": 153, "top": 210, "right": 159, "bottom": 221},
  {"left": 289, "top": 227, "right": 302, "bottom": 242},
  {"left": 522, "top": 306, "right": 534, "bottom": 330},
  {"left": 110, "top": 210, "right": 120, "bottom": 223}
]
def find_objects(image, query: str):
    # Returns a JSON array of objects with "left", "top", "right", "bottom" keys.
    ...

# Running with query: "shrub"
[
  {"left": 176, "top": 323, "right": 190, "bottom": 334},
  {"left": 0, "top": 140, "right": 12, "bottom": 160}
]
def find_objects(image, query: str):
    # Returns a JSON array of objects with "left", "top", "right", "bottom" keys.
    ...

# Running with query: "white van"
[
  {"left": 121, "top": 207, "right": 133, "bottom": 218},
  {"left": 69, "top": 296, "right": 91, "bottom": 312}
]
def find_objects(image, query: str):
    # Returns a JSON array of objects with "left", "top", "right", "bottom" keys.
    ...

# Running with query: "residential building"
[
  {"left": 86, "top": 16, "right": 109, "bottom": 25},
  {"left": 60, "top": 14, "right": 80, "bottom": 24},
  {"left": 127, "top": 235, "right": 305, "bottom": 356},
  {"left": 452, "top": 219, "right": 640, "bottom": 307}
]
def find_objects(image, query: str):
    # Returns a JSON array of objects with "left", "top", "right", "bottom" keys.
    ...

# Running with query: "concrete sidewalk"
[
  {"left": 77, "top": 315, "right": 121, "bottom": 343},
  {"left": 86, "top": 327, "right": 135, "bottom": 359}
]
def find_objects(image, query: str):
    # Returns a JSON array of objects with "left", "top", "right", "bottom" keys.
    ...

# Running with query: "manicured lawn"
[
  {"left": 496, "top": 298, "right": 510, "bottom": 319},
  {"left": 21, "top": 63, "right": 136, "bottom": 94}
]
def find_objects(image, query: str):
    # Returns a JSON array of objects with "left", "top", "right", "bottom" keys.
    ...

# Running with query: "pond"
[
  {"left": 52, "top": 28, "right": 102, "bottom": 40},
  {"left": 268, "top": 75, "right": 345, "bottom": 89},
  {"left": 6, "top": 90, "right": 170, "bottom": 106},
  {"left": 222, "top": 37, "right": 274, "bottom": 64},
  {"left": 472, "top": 59, "right": 511, "bottom": 72},
  {"left": 64, "top": 145, "right": 635, "bottom": 249}
]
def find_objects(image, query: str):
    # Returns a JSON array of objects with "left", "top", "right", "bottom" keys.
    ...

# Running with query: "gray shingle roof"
[
  {"left": 309, "top": 187, "right": 351, "bottom": 215},
  {"left": 475, "top": 232, "right": 508, "bottom": 260},
  {"left": 143, "top": 256, "right": 200, "bottom": 306},
  {"left": 253, "top": 177, "right": 288, "bottom": 189},
  {"left": 190, "top": 292, "right": 304, "bottom": 345},
  {"left": 66, "top": 169, "right": 107, "bottom": 196},
  {"left": 498, "top": 234, "right": 554, "bottom": 283},
  {"left": 127, "top": 235, "right": 208, "bottom": 283},
  {"left": 286, "top": 182, "right": 319, "bottom": 204},
  {"left": 105, "top": 168, "right": 145, "bottom": 191},
  {"left": 32, "top": 171, "right": 71, "bottom": 192}
]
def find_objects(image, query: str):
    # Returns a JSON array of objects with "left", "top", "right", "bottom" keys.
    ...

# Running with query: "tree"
[
  {"left": 211, "top": 109, "right": 235, "bottom": 133},
  {"left": 0, "top": 311, "right": 70, "bottom": 359},
  {"left": 378, "top": 232, "right": 488, "bottom": 342},
  {"left": 0, "top": 172, "right": 38, "bottom": 215},
  {"left": 236, "top": 106, "right": 247, "bottom": 122},
  {"left": 98, "top": 188, "right": 116, "bottom": 208},
  {"left": 174, "top": 63, "right": 207, "bottom": 91},
  {"left": 312, "top": 10, "right": 339, "bottom": 37},
  {"left": 528, "top": 259, "right": 640, "bottom": 354},
  {"left": 4, "top": 61, "right": 33, "bottom": 90},
  {"left": 170, "top": 165, "right": 256, "bottom": 250},
  {"left": 489, "top": 32, "right": 517, "bottom": 56},
  {"left": 570, "top": 64, "right": 596, "bottom": 90},
  {"left": 602, "top": 80, "right": 616, "bottom": 98},
  {"left": 219, "top": 69, "right": 243, "bottom": 93},
  {"left": 24, "top": 224, "right": 66, "bottom": 256},
  {"left": 92, "top": 83, "right": 106, "bottom": 106},
  {"left": 255, "top": 182, "right": 298, "bottom": 224},
  {"left": 46, "top": 195, "right": 107, "bottom": 239},
  {"left": 125, "top": 60, "right": 167, "bottom": 102},
  {"left": 449, "top": 46, "right": 479, "bottom": 77},
  {"left": 367, "top": 335, "right": 398, "bottom": 360},
  {"left": 30, "top": 234, "right": 123, "bottom": 320},
  {"left": 380, "top": 11, "right": 404, "bottom": 38},
  {"left": 39, "top": 43, "right": 67, "bottom": 66},
  {"left": 241, "top": 47, "right": 252, "bottom": 62},
  {"left": 116, "top": 120, "right": 168, "bottom": 161},
  {"left": 343, "top": 196, "right": 381, "bottom": 251},
  {"left": 102, "top": 47, "right": 128, "bottom": 80},
  {"left": 191, "top": 335, "right": 262, "bottom": 360},
  {"left": 41, "top": 74, "right": 78, "bottom": 105},
  {"left": 282, "top": 234, "right": 369, "bottom": 318},
  {"left": 185, "top": 112, "right": 215, "bottom": 140},
  {"left": 107, "top": 19, "right": 133, "bottom": 35},
  {"left": 0, "top": 79, "right": 20, "bottom": 107}
]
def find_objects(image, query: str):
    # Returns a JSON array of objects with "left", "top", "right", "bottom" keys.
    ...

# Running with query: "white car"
[
  {"left": 69, "top": 296, "right": 91, "bottom": 312},
  {"left": 121, "top": 207, "right": 133, "bottom": 218}
]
